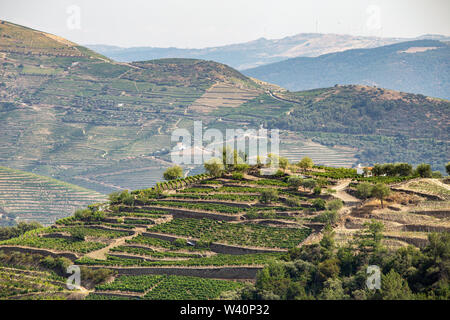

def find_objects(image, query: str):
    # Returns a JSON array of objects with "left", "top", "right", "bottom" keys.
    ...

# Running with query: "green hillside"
[
  {"left": 0, "top": 166, "right": 106, "bottom": 226},
  {"left": 213, "top": 85, "right": 449, "bottom": 172}
]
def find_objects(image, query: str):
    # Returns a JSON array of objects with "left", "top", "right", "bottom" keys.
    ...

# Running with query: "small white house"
[
  {"left": 356, "top": 164, "right": 364, "bottom": 175},
  {"left": 356, "top": 164, "right": 373, "bottom": 177}
]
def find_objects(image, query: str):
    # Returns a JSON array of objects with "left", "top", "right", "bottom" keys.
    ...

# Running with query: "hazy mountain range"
[
  {"left": 244, "top": 39, "right": 450, "bottom": 100},
  {"left": 87, "top": 33, "right": 449, "bottom": 70}
]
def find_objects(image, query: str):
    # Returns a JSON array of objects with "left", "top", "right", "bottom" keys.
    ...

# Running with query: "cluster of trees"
[
  {"left": 74, "top": 207, "right": 106, "bottom": 222},
  {"left": 371, "top": 162, "right": 443, "bottom": 178},
  {"left": 202, "top": 148, "right": 253, "bottom": 177},
  {"left": 201, "top": 150, "right": 315, "bottom": 178},
  {"left": 0, "top": 221, "right": 42, "bottom": 241},
  {"left": 287, "top": 175, "right": 325, "bottom": 195},
  {"left": 356, "top": 183, "right": 391, "bottom": 208},
  {"left": 371, "top": 163, "right": 413, "bottom": 177},
  {"left": 239, "top": 221, "right": 450, "bottom": 300}
]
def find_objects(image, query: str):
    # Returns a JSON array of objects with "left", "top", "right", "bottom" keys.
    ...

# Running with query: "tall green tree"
[
  {"left": 287, "top": 176, "right": 303, "bottom": 190},
  {"left": 415, "top": 163, "right": 432, "bottom": 178},
  {"left": 279, "top": 157, "right": 289, "bottom": 172},
  {"left": 163, "top": 165, "right": 183, "bottom": 180},
  {"left": 371, "top": 183, "right": 390, "bottom": 208},
  {"left": 356, "top": 182, "right": 374, "bottom": 199},
  {"left": 301, "top": 179, "right": 317, "bottom": 192},
  {"left": 394, "top": 163, "right": 413, "bottom": 176},
  {"left": 356, "top": 220, "right": 385, "bottom": 255},
  {"left": 297, "top": 157, "right": 313, "bottom": 172},
  {"left": 380, "top": 270, "right": 412, "bottom": 300}
]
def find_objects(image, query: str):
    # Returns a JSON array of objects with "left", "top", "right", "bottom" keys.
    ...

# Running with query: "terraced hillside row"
[
  {"left": 334, "top": 178, "right": 450, "bottom": 249},
  {"left": 0, "top": 166, "right": 106, "bottom": 226},
  {"left": 0, "top": 166, "right": 324, "bottom": 299},
  {"left": 279, "top": 139, "right": 357, "bottom": 168},
  {"left": 88, "top": 274, "right": 244, "bottom": 300},
  {"left": 0, "top": 160, "right": 449, "bottom": 300}
]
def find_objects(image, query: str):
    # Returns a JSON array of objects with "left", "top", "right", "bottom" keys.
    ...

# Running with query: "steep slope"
[
  {"left": 243, "top": 40, "right": 450, "bottom": 100},
  {"left": 0, "top": 166, "right": 105, "bottom": 226},
  {"left": 0, "top": 20, "right": 262, "bottom": 193},
  {"left": 0, "top": 20, "right": 108, "bottom": 60},
  {"left": 87, "top": 33, "right": 408, "bottom": 70}
]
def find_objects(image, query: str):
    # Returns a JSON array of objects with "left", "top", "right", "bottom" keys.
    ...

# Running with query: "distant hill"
[
  {"left": 243, "top": 40, "right": 450, "bottom": 100},
  {"left": 213, "top": 85, "right": 449, "bottom": 172},
  {"left": 86, "top": 33, "right": 409, "bottom": 70},
  {"left": 0, "top": 166, "right": 105, "bottom": 226}
]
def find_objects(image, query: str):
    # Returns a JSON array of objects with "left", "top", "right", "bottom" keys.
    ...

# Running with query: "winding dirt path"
[{"left": 332, "top": 179, "right": 361, "bottom": 204}]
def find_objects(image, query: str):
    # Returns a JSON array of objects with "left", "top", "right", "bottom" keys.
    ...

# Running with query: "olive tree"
[
  {"left": 371, "top": 183, "right": 390, "bottom": 208},
  {"left": 204, "top": 158, "right": 225, "bottom": 177},
  {"left": 163, "top": 165, "right": 183, "bottom": 180},
  {"left": 297, "top": 157, "right": 314, "bottom": 172}
]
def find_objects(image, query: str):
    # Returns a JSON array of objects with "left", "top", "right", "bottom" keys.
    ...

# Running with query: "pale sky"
[{"left": 0, "top": 0, "right": 449, "bottom": 48}]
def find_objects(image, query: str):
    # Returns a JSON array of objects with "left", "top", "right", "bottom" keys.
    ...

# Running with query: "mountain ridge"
[
  {"left": 243, "top": 39, "right": 450, "bottom": 100},
  {"left": 86, "top": 33, "right": 414, "bottom": 70}
]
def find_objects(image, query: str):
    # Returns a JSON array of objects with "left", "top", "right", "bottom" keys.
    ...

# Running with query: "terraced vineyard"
[
  {"left": 89, "top": 274, "right": 243, "bottom": 300},
  {"left": 0, "top": 266, "right": 68, "bottom": 300},
  {"left": 0, "top": 166, "right": 324, "bottom": 299},
  {"left": 143, "top": 275, "right": 243, "bottom": 300},
  {"left": 149, "top": 218, "right": 311, "bottom": 248},
  {"left": 393, "top": 179, "right": 450, "bottom": 200},
  {"left": 0, "top": 166, "right": 106, "bottom": 226},
  {"left": 0, "top": 162, "right": 448, "bottom": 300},
  {"left": 0, "top": 20, "right": 272, "bottom": 196},
  {"left": 280, "top": 139, "right": 357, "bottom": 168},
  {"left": 334, "top": 178, "right": 450, "bottom": 249}
]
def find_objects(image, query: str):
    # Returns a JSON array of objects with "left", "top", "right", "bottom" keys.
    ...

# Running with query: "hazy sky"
[{"left": 1, "top": 0, "right": 449, "bottom": 48}]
